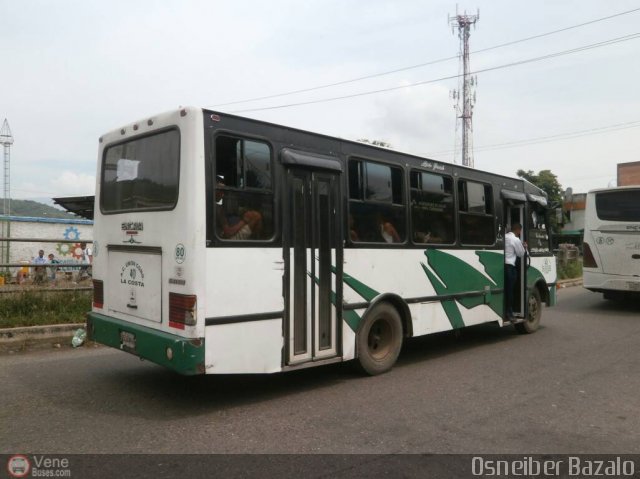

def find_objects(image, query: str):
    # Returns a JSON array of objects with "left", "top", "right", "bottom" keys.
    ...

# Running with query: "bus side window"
[
  {"left": 348, "top": 158, "right": 406, "bottom": 244},
  {"left": 214, "top": 135, "right": 274, "bottom": 241},
  {"left": 458, "top": 180, "right": 494, "bottom": 246},
  {"left": 410, "top": 170, "right": 455, "bottom": 244}
]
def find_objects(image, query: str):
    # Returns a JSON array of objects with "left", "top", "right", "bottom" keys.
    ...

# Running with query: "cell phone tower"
[
  {"left": 0, "top": 118, "right": 13, "bottom": 269},
  {"left": 449, "top": 7, "right": 479, "bottom": 168}
]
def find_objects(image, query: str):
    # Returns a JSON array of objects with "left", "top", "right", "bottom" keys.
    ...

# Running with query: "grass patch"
[
  {"left": 557, "top": 260, "right": 583, "bottom": 280},
  {"left": 0, "top": 291, "right": 91, "bottom": 328}
]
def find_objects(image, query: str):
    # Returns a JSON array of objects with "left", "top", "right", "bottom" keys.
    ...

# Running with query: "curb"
[
  {"left": 0, "top": 323, "right": 85, "bottom": 354},
  {"left": 557, "top": 278, "right": 583, "bottom": 288}
]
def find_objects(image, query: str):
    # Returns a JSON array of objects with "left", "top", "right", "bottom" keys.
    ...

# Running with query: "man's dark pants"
[{"left": 505, "top": 263, "right": 518, "bottom": 318}]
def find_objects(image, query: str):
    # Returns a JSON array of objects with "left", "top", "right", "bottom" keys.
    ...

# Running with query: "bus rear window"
[
  {"left": 596, "top": 190, "right": 640, "bottom": 222},
  {"left": 101, "top": 129, "right": 180, "bottom": 213}
]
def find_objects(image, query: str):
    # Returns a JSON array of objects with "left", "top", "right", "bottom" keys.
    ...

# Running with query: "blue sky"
[{"left": 1, "top": 0, "right": 639, "bottom": 200}]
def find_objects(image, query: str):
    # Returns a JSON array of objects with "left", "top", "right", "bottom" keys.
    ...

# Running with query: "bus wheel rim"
[
  {"left": 367, "top": 317, "right": 393, "bottom": 360},
  {"left": 528, "top": 295, "right": 539, "bottom": 321}
]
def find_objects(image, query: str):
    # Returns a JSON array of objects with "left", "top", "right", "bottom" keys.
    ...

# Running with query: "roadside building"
[
  {"left": 562, "top": 192, "right": 587, "bottom": 232},
  {"left": 617, "top": 161, "right": 640, "bottom": 186}
]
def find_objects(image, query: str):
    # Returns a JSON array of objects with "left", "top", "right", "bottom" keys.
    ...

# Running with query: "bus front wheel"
[
  {"left": 356, "top": 302, "right": 403, "bottom": 375},
  {"left": 515, "top": 288, "right": 542, "bottom": 334}
]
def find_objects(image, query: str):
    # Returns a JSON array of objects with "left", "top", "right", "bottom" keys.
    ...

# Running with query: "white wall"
[
  {"left": 563, "top": 210, "right": 585, "bottom": 232},
  {"left": 2, "top": 217, "right": 93, "bottom": 265}
]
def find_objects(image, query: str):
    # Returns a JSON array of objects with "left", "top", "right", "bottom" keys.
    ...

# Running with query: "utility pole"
[
  {"left": 449, "top": 8, "right": 479, "bottom": 168},
  {"left": 0, "top": 119, "right": 13, "bottom": 271}
]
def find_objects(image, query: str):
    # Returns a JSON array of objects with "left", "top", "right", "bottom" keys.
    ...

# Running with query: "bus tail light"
[
  {"left": 583, "top": 242, "right": 598, "bottom": 268},
  {"left": 169, "top": 293, "right": 197, "bottom": 330},
  {"left": 93, "top": 280, "right": 104, "bottom": 309}
]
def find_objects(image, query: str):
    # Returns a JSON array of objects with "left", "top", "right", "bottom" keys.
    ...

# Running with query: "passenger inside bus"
[
  {"left": 215, "top": 178, "right": 263, "bottom": 240},
  {"left": 377, "top": 214, "right": 401, "bottom": 243},
  {"left": 349, "top": 215, "right": 360, "bottom": 242}
]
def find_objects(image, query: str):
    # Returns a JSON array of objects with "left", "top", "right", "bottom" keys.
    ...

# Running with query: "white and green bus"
[{"left": 87, "top": 107, "right": 557, "bottom": 375}]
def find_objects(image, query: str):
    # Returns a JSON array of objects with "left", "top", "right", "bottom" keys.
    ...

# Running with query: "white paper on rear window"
[{"left": 116, "top": 159, "right": 140, "bottom": 182}]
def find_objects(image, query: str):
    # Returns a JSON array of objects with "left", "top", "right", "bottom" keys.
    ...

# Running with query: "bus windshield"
[
  {"left": 101, "top": 129, "right": 180, "bottom": 213},
  {"left": 595, "top": 190, "right": 640, "bottom": 222}
]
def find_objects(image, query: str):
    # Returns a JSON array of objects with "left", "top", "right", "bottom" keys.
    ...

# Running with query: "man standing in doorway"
[{"left": 505, "top": 223, "right": 526, "bottom": 322}]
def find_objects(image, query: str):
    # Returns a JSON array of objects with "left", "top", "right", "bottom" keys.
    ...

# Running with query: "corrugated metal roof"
[{"left": 53, "top": 196, "right": 95, "bottom": 220}]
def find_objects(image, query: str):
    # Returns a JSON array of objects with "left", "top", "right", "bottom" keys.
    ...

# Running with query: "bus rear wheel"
[
  {"left": 356, "top": 302, "right": 403, "bottom": 375},
  {"left": 515, "top": 288, "right": 541, "bottom": 334}
]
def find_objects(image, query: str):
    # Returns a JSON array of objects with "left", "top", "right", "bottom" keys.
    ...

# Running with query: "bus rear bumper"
[
  {"left": 583, "top": 271, "right": 640, "bottom": 294},
  {"left": 86, "top": 312, "right": 205, "bottom": 375}
]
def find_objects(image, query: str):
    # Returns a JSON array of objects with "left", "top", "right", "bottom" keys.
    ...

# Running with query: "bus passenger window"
[
  {"left": 214, "top": 136, "right": 274, "bottom": 241},
  {"left": 410, "top": 170, "right": 454, "bottom": 244},
  {"left": 348, "top": 159, "right": 406, "bottom": 243},
  {"left": 458, "top": 180, "right": 494, "bottom": 246}
]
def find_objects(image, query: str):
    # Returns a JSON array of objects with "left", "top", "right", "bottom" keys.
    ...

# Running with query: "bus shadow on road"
[
  {"left": 396, "top": 321, "right": 526, "bottom": 367},
  {"left": 59, "top": 322, "right": 527, "bottom": 420},
  {"left": 587, "top": 298, "right": 640, "bottom": 315}
]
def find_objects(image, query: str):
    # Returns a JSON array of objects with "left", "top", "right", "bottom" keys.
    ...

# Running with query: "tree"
[{"left": 516, "top": 169, "right": 563, "bottom": 207}]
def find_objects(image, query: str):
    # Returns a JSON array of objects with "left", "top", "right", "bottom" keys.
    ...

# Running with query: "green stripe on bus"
[
  {"left": 310, "top": 271, "right": 362, "bottom": 332},
  {"left": 340, "top": 270, "right": 380, "bottom": 302},
  {"left": 420, "top": 262, "right": 465, "bottom": 329},
  {"left": 421, "top": 250, "right": 507, "bottom": 327}
]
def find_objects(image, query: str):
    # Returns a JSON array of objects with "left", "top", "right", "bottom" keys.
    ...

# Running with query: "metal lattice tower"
[
  {"left": 0, "top": 119, "right": 13, "bottom": 270},
  {"left": 449, "top": 8, "right": 479, "bottom": 168}
]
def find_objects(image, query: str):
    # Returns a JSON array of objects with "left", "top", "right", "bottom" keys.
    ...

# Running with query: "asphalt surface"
[{"left": 1, "top": 287, "right": 639, "bottom": 455}]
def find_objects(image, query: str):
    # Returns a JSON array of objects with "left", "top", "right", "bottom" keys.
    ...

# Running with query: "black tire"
[
  {"left": 356, "top": 302, "right": 403, "bottom": 375},
  {"left": 515, "top": 288, "right": 542, "bottom": 334}
]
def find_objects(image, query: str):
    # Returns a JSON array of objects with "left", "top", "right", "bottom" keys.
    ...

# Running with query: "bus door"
[
  {"left": 505, "top": 202, "right": 527, "bottom": 319},
  {"left": 282, "top": 149, "right": 343, "bottom": 366}
]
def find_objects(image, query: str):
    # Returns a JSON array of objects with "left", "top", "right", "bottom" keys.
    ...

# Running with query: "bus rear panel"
[
  {"left": 583, "top": 187, "right": 640, "bottom": 299},
  {"left": 87, "top": 108, "right": 208, "bottom": 375}
]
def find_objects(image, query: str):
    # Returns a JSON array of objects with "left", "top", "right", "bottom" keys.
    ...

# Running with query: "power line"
[
  {"left": 230, "top": 32, "right": 640, "bottom": 113},
  {"left": 208, "top": 6, "right": 640, "bottom": 108},
  {"left": 429, "top": 119, "right": 640, "bottom": 157}
]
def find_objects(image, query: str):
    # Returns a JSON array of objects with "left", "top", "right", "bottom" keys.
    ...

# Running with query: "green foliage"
[
  {"left": 516, "top": 169, "right": 563, "bottom": 206},
  {"left": 0, "top": 290, "right": 91, "bottom": 328},
  {"left": 557, "top": 260, "right": 583, "bottom": 280},
  {"left": 6, "top": 199, "right": 77, "bottom": 219}
]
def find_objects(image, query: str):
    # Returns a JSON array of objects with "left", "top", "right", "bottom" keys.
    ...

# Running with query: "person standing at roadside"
[
  {"left": 48, "top": 253, "right": 60, "bottom": 282},
  {"left": 33, "top": 249, "right": 48, "bottom": 284},
  {"left": 79, "top": 242, "right": 93, "bottom": 279}
]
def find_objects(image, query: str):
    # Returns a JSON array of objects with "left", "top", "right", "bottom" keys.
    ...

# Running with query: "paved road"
[{"left": 1, "top": 287, "right": 639, "bottom": 454}]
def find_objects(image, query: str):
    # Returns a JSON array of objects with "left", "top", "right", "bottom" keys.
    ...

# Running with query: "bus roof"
[
  {"left": 587, "top": 185, "right": 640, "bottom": 194},
  {"left": 99, "top": 106, "right": 548, "bottom": 199}
]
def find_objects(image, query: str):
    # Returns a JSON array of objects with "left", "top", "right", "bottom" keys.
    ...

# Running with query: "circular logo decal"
[
  {"left": 7, "top": 455, "right": 31, "bottom": 478},
  {"left": 174, "top": 244, "right": 186, "bottom": 264},
  {"left": 120, "top": 261, "right": 145, "bottom": 287},
  {"left": 606, "top": 237, "right": 615, "bottom": 245},
  {"left": 93, "top": 240, "right": 99, "bottom": 258},
  {"left": 595, "top": 237, "right": 604, "bottom": 245}
]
